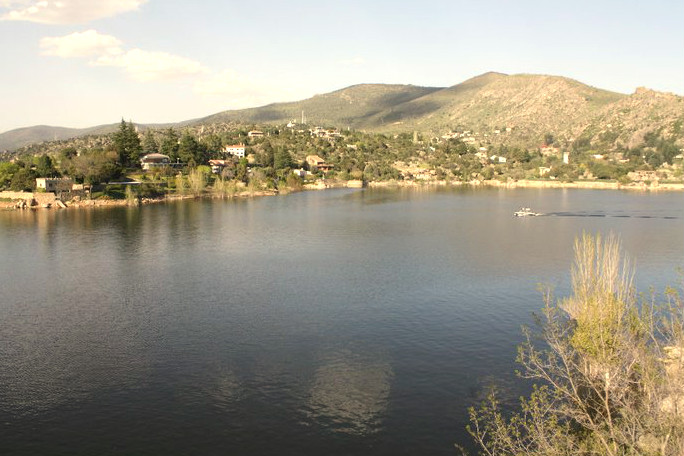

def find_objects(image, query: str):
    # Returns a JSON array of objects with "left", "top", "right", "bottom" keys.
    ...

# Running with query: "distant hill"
[
  {"left": 196, "top": 83, "right": 443, "bottom": 128},
  {"left": 2, "top": 72, "right": 682, "bottom": 152},
  {"left": 0, "top": 124, "right": 119, "bottom": 152}
]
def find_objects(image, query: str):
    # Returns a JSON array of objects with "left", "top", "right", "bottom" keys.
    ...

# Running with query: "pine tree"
[
  {"left": 178, "top": 132, "right": 200, "bottom": 166},
  {"left": 159, "top": 128, "right": 180, "bottom": 162},
  {"left": 142, "top": 130, "right": 159, "bottom": 155},
  {"left": 112, "top": 119, "right": 142, "bottom": 168}
]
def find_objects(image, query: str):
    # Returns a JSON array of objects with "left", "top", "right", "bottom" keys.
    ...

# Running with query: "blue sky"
[{"left": 1, "top": 0, "right": 682, "bottom": 133}]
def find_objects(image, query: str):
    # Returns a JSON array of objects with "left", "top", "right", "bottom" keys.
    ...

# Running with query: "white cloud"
[
  {"left": 40, "top": 30, "right": 205, "bottom": 82},
  {"left": 94, "top": 48, "right": 205, "bottom": 82},
  {"left": 1, "top": 0, "right": 146, "bottom": 24},
  {"left": 40, "top": 29, "right": 122, "bottom": 57}
]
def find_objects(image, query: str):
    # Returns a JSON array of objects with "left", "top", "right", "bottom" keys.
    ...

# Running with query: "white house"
[
  {"left": 140, "top": 153, "right": 171, "bottom": 170},
  {"left": 36, "top": 177, "right": 73, "bottom": 193},
  {"left": 223, "top": 144, "right": 245, "bottom": 158}
]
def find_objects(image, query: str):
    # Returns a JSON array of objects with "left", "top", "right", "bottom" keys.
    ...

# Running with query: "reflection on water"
[
  {"left": 1, "top": 188, "right": 683, "bottom": 455},
  {"left": 306, "top": 349, "right": 392, "bottom": 435},
  {"left": 203, "top": 369, "right": 244, "bottom": 409}
]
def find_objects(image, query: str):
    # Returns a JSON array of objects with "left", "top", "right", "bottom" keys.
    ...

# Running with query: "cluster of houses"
[
  {"left": 284, "top": 120, "right": 343, "bottom": 141},
  {"left": 140, "top": 143, "right": 247, "bottom": 174},
  {"left": 440, "top": 127, "right": 514, "bottom": 144},
  {"left": 139, "top": 126, "right": 343, "bottom": 176},
  {"left": 139, "top": 141, "right": 335, "bottom": 178},
  {"left": 311, "top": 127, "right": 342, "bottom": 140},
  {"left": 33, "top": 150, "right": 335, "bottom": 197}
]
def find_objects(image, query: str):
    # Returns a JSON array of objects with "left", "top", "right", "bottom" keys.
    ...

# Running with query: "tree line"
[{"left": 1, "top": 119, "right": 682, "bottom": 192}]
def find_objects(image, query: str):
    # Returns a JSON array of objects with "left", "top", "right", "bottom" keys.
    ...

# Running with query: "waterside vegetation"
[{"left": 465, "top": 233, "right": 684, "bottom": 456}]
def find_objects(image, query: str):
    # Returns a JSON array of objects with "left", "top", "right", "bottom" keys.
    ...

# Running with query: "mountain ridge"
[{"left": 2, "top": 72, "right": 682, "bottom": 152}]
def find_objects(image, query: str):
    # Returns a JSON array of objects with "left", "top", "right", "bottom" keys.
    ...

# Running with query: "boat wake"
[{"left": 543, "top": 212, "right": 679, "bottom": 220}]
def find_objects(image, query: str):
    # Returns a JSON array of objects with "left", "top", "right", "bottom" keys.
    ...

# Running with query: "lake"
[{"left": 1, "top": 187, "right": 683, "bottom": 455}]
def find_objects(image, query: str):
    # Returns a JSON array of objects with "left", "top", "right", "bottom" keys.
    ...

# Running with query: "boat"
[{"left": 514, "top": 207, "right": 541, "bottom": 217}]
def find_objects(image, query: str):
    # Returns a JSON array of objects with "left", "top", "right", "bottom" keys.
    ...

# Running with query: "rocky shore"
[{"left": 2, "top": 178, "right": 682, "bottom": 212}]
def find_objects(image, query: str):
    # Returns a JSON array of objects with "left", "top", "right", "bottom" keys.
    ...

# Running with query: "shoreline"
[
  {"left": 2, "top": 178, "right": 682, "bottom": 211},
  {"left": 367, "top": 178, "right": 684, "bottom": 191}
]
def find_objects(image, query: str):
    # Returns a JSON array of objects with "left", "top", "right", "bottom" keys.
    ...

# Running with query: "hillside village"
[{"left": 1, "top": 112, "right": 683, "bottom": 209}]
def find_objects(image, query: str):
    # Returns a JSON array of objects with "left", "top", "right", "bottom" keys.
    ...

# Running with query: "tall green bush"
[{"left": 467, "top": 233, "right": 684, "bottom": 456}]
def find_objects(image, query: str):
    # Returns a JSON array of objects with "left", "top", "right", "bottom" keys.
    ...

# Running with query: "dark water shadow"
[{"left": 543, "top": 212, "right": 679, "bottom": 220}]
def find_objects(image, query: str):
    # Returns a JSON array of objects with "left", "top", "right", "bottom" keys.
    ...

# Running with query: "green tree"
[
  {"left": 160, "top": 128, "right": 180, "bottom": 161},
  {"left": 467, "top": 233, "right": 684, "bottom": 456},
  {"left": 0, "top": 161, "right": 20, "bottom": 190},
  {"left": 64, "top": 150, "right": 121, "bottom": 185},
  {"left": 112, "top": 119, "right": 142, "bottom": 167},
  {"left": 59, "top": 147, "right": 77, "bottom": 161},
  {"left": 9, "top": 167, "right": 37, "bottom": 191},
  {"left": 202, "top": 134, "right": 223, "bottom": 153},
  {"left": 509, "top": 147, "right": 531, "bottom": 164},
  {"left": 274, "top": 147, "right": 293, "bottom": 170},
  {"left": 259, "top": 140, "right": 275, "bottom": 167},
  {"left": 141, "top": 130, "right": 159, "bottom": 155},
  {"left": 34, "top": 155, "right": 59, "bottom": 177},
  {"left": 236, "top": 158, "right": 248, "bottom": 182},
  {"left": 178, "top": 131, "right": 204, "bottom": 166},
  {"left": 588, "top": 161, "right": 619, "bottom": 180}
]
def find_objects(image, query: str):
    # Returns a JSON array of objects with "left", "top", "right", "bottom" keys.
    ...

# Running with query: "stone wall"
[
  {"left": 0, "top": 191, "right": 57, "bottom": 205},
  {"left": 0, "top": 191, "right": 35, "bottom": 200},
  {"left": 33, "top": 193, "right": 57, "bottom": 205}
]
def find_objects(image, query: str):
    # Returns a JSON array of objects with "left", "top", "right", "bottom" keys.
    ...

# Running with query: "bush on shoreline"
[{"left": 465, "top": 233, "right": 684, "bottom": 456}]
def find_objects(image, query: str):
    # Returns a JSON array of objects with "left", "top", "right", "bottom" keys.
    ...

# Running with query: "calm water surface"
[{"left": 1, "top": 187, "right": 683, "bottom": 455}]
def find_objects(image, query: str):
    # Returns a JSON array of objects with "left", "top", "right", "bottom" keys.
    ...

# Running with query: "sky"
[{"left": 1, "top": 0, "right": 682, "bottom": 134}]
